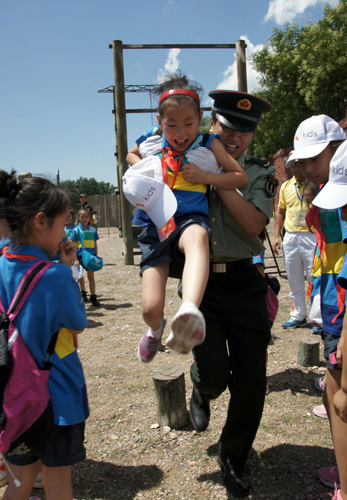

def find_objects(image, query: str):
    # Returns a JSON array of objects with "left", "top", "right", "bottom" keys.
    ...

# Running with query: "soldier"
[{"left": 189, "top": 90, "right": 278, "bottom": 497}]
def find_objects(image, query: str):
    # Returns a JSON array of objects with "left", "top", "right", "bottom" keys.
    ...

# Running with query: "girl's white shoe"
[{"left": 166, "top": 302, "right": 205, "bottom": 354}]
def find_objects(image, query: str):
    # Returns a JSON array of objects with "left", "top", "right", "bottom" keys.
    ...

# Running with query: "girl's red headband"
[{"left": 159, "top": 89, "right": 200, "bottom": 106}]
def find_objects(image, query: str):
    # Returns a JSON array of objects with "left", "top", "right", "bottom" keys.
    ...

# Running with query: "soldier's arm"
[{"left": 217, "top": 188, "right": 267, "bottom": 238}]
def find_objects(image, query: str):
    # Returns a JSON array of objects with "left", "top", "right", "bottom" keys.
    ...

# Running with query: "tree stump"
[
  {"left": 298, "top": 336, "right": 320, "bottom": 366},
  {"left": 152, "top": 366, "right": 187, "bottom": 429}
]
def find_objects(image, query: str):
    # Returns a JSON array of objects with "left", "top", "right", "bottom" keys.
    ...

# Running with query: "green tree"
[
  {"left": 250, "top": 0, "right": 347, "bottom": 157},
  {"left": 200, "top": 115, "right": 212, "bottom": 133},
  {"left": 297, "top": 1, "right": 347, "bottom": 118},
  {"left": 60, "top": 177, "right": 116, "bottom": 207}
]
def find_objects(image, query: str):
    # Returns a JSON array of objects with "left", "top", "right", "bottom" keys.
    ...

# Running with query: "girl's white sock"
[
  {"left": 179, "top": 301, "right": 199, "bottom": 312},
  {"left": 149, "top": 320, "right": 165, "bottom": 340}
]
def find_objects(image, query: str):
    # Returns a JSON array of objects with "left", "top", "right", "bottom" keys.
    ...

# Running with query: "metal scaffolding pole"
[{"left": 109, "top": 41, "right": 248, "bottom": 265}]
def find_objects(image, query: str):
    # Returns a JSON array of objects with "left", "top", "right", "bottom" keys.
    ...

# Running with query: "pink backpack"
[{"left": 0, "top": 260, "right": 58, "bottom": 457}]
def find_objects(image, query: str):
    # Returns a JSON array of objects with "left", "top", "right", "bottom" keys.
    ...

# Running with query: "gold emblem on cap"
[{"left": 237, "top": 99, "right": 252, "bottom": 111}]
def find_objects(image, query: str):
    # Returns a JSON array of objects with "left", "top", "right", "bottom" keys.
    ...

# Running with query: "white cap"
[
  {"left": 285, "top": 150, "right": 295, "bottom": 169},
  {"left": 122, "top": 156, "right": 177, "bottom": 229},
  {"left": 313, "top": 140, "right": 347, "bottom": 210},
  {"left": 285, "top": 115, "right": 346, "bottom": 168}
]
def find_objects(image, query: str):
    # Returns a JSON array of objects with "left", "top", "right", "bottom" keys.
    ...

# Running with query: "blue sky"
[{"left": 0, "top": 0, "right": 339, "bottom": 186}]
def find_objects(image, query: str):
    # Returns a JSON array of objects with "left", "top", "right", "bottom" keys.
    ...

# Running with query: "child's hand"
[
  {"left": 182, "top": 163, "right": 206, "bottom": 184},
  {"left": 59, "top": 240, "right": 77, "bottom": 266},
  {"left": 337, "top": 336, "right": 344, "bottom": 367},
  {"left": 333, "top": 388, "right": 347, "bottom": 423}
]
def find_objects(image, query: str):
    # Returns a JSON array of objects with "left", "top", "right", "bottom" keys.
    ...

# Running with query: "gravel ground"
[{"left": 1, "top": 227, "right": 336, "bottom": 500}]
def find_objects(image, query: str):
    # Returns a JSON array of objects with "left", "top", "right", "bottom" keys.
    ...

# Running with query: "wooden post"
[
  {"left": 298, "top": 337, "right": 320, "bottom": 366},
  {"left": 152, "top": 366, "right": 187, "bottom": 429},
  {"left": 112, "top": 40, "right": 134, "bottom": 264},
  {"left": 236, "top": 39, "right": 247, "bottom": 92}
]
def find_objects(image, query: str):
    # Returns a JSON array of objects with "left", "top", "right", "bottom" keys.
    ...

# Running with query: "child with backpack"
[{"left": 0, "top": 170, "right": 88, "bottom": 500}]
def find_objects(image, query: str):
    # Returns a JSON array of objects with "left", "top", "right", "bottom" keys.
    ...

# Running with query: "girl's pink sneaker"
[{"left": 313, "top": 403, "right": 328, "bottom": 418}]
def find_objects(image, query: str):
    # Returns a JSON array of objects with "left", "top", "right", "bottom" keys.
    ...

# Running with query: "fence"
[{"left": 78, "top": 194, "right": 119, "bottom": 228}]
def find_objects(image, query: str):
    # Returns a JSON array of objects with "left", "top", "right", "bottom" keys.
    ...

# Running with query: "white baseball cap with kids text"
[
  {"left": 312, "top": 140, "right": 347, "bottom": 210},
  {"left": 285, "top": 115, "right": 346, "bottom": 168},
  {"left": 122, "top": 156, "right": 177, "bottom": 229}
]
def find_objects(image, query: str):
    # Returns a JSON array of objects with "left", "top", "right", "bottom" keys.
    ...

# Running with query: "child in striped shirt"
[{"left": 69, "top": 208, "right": 101, "bottom": 307}]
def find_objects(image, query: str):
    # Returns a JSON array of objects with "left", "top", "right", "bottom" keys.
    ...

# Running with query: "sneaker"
[
  {"left": 307, "top": 488, "right": 343, "bottom": 500},
  {"left": 314, "top": 376, "right": 326, "bottom": 392},
  {"left": 318, "top": 466, "right": 341, "bottom": 489},
  {"left": 282, "top": 318, "right": 307, "bottom": 328},
  {"left": 138, "top": 317, "right": 167, "bottom": 363},
  {"left": 34, "top": 471, "right": 43, "bottom": 488},
  {"left": 313, "top": 403, "right": 328, "bottom": 418},
  {"left": 81, "top": 290, "right": 88, "bottom": 303},
  {"left": 166, "top": 302, "right": 205, "bottom": 354},
  {"left": 336, "top": 490, "right": 344, "bottom": 500},
  {"left": 90, "top": 294, "right": 101, "bottom": 307},
  {"left": 331, "top": 486, "right": 344, "bottom": 500},
  {"left": 312, "top": 326, "right": 323, "bottom": 335}
]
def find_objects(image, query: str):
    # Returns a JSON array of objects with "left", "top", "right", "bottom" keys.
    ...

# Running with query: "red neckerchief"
[
  {"left": 305, "top": 206, "right": 326, "bottom": 267},
  {"left": 161, "top": 148, "right": 185, "bottom": 190},
  {"left": 332, "top": 285, "right": 346, "bottom": 324},
  {"left": 158, "top": 148, "right": 184, "bottom": 241},
  {"left": 2, "top": 245, "right": 37, "bottom": 262}
]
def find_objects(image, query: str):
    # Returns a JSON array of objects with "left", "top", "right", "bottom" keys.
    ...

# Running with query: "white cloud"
[
  {"left": 264, "top": 0, "right": 339, "bottom": 25},
  {"left": 162, "top": 0, "right": 175, "bottom": 15},
  {"left": 156, "top": 49, "right": 181, "bottom": 82},
  {"left": 216, "top": 36, "right": 263, "bottom": 94}
]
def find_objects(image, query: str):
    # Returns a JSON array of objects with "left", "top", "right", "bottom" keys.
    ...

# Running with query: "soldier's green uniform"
[
  {"left": 208, "top": 153, "right": 277, "bottom": 262},
  {"left": 189, "top": 90, "right": 278, "bottom": 496}
]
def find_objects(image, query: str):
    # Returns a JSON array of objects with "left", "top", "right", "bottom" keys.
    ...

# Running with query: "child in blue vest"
[
  {"left": 126, "top": 73, "right": 248, "bottom": 362},
  {"left": 64, "top": 208, "right": 77, "bottom": 239},
  {"left": 69, "top": 208, "right": 101, "bottom": 307},
  {"left": 0, "top": 169, "right": 88, "bottom": 500},
  {"left": 310, "top": 140, "right": 347, "bottom": 500},
  {"left": 287, "top": 116, "right": 346, "bottom": 500}
]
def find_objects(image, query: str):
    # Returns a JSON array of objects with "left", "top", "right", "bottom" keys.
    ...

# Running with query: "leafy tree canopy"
[
  {"left": 200, "top": 115, "right": 212, "bottom": 133},
  {"left": 60, "top": 177, "right": 116, "bottom": 207},
  {"left": 250, "top": 0, "right": 347, "bottom": 157}
]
